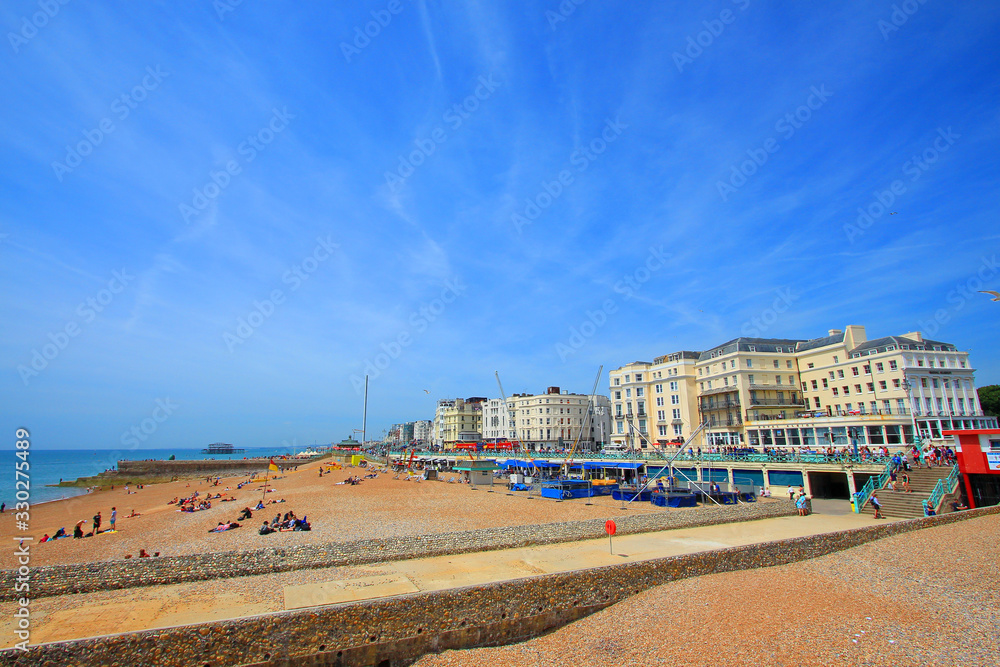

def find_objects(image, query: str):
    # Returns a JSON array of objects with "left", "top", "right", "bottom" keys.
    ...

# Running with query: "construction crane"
[{"left": 562, "top": 365, "right": 604, "bottom": 476}]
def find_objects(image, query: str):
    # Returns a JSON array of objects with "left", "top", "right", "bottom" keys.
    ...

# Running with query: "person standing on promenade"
[
  {"left": 110, "top": 507, "right": 117, "bottom": 531},
  {"left": 869, "top": 493, "right": 884, "bottom": 519}
]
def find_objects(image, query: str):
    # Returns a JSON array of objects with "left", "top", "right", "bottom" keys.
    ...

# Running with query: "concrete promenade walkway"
[{"left": 11, "top": 505, "right": 882, "bottom": 647}]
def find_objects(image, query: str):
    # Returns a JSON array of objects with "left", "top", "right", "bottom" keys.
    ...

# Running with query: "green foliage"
[{"left": 979, "top": 385, "right": 1000, "bottom": 417}]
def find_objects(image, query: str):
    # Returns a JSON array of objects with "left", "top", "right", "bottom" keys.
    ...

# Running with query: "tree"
[{"left": 978, "top": 385, "right": 1000, "bottom": 417}]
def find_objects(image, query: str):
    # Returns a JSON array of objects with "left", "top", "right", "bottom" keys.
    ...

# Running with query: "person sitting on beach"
[
  {"left": 40, "top": 534, "right": 50, "bottom": 543},
  {"left": 239, "top": 507, "right": 253, "bottom": 520},
  {"left": 259, "top": 521, "right": 274, "bottom": 535},
  {"left": 53, "top": 527, "right": 66, "bottom": 539},
  {"left": 254, "top": 501, "right": 265, "bottom": 510},
  {"left": 139, "top": 549, "right": 150, "bottom": 557},
  {"left": 126, "top": 509, "right": 140, "bottom": 518}
]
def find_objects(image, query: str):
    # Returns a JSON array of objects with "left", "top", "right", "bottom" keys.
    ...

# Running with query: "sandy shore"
[
  {"left": 0, "top": 458, "right": 662, "bottom": 569},
  {"left": 417, "top": 513, "right": 1000, "bottom": 666}
]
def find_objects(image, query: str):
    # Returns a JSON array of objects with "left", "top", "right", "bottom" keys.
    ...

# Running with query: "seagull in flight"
[
  {"left": 423, "top": 389, "right": 431, "bottom": 394},
  {"left": 978, "top": 290, "right": 1000, "bottom": 301}
]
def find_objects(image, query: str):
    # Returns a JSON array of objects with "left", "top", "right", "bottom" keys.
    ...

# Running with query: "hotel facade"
[
  {"left": 481, "top": 387, "right": 612, "bottom": 452},
  {"left": 609, "top": 326, "right": 996, "bottom": 449}
]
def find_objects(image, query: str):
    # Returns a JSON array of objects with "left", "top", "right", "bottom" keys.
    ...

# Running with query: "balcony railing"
[
  {"left": 700, "top": 400, "right": 741, "bottom": 410},
  {"left": 749, "top": 398, "right": 805, "bottom": 407}
]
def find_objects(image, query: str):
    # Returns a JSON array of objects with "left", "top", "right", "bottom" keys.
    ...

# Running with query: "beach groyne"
[
  {"left": 115, "top": 458, "right": 278, "bottom": 478},
  {"left": 3, "top": 505, "right": 997, "bottom": 667}
]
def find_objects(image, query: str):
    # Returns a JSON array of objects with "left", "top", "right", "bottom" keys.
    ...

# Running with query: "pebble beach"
[
  {"left": 416, "top": 513, "right": 1000, "bottom": 667},
  {"left": 0, "top": 457, "right": 660, "bottom": 569}
]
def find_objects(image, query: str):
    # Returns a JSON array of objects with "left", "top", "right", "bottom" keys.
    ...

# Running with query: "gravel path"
[{"left": 416, "top": 513, "right": 1000, "bottom": 667}]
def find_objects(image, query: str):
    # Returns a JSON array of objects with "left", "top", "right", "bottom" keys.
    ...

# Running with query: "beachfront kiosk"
[{"left": 453, "top": 461, "right": 499, "bottom": 487}]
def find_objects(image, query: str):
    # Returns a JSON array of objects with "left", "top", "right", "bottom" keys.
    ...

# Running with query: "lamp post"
[{"left": 901, "top": 377, "right": 921, "bottom": 447}]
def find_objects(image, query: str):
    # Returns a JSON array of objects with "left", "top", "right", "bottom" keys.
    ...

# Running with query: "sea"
[{"left": 1, "top": 446, "right": 300, "bottom": 507}]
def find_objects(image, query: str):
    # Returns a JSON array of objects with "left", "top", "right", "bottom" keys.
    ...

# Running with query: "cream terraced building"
[
  {"left": 607, "top": 352, "right": 701, "bottom": 448},
  {"left": 432, "top": 397, "right": 485, "bottom": 448},
  {"left": 610, "top": 325, "right": 996, "bottom": 450},
  {"left": 482, "top": 387, "right": 611, "bottom": 452}
]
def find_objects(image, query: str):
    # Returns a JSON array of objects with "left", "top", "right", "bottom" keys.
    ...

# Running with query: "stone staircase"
[{"left": 861, "top": 465, "right": 955, "bottom": 519}]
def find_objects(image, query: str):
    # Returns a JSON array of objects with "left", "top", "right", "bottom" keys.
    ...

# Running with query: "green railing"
[
  {"left": 385, "top": 448, "right": 897, "bottom": 467},
  {"left": 926, "top": 465, "right": 960, "bottom": 514},
  {"left": 852, "top": 459, "right": 894, "bottom": 513}
]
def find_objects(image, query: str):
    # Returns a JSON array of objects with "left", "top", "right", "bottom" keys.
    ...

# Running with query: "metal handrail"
[
  {"left": 926, "top": 465, "right": 960, "bottom": 514},
  {"left": 852, "top": 459, "right": 894, "bottom": 513}
]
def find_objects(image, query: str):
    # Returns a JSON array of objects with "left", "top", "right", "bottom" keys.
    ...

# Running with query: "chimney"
[
  {"left": 546, "top": 386, "right": 560, "bottom": 395},
  {"left": 843, "top": 325, "right": 867, "bottom": 350},
  {"left": 902, "top": 331, "right": 924, "bottom": 343},
  {"left": 828, "top": 329, "right": 843, "bottom": 337}
]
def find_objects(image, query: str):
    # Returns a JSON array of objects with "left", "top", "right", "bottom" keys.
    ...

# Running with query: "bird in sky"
[
  {"left": 978, "top": 290, "right": 1000, "bottom": 301},
  {"left": 423, "top": 389, "right": 430, "bottom": 394},
  {"left": 890, "top": 212, "right": 898, "bottom": 215}
]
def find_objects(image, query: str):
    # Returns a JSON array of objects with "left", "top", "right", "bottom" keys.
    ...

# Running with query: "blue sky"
[{"left": 2, "top": 1, "right": 999, "bottom": 450}]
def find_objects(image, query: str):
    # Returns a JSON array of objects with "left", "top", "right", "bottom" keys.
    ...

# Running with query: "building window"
[
  {"left": 852, "top": 367, "right": 859, "bottom": 376},
  {"left": 892, "top": 379, "right": 900, "bottom": 389},
  {"left": 807, "top": 362, "right": 814, "bottom": 369},
  {"left": 867, "top": 382, "right": 875, "bottom": 392},
  {"left": 673, "top": 424, "right": 683, "bottom": 435},
  {"left": 832, "top": 387, "right": 839, "bottom": 396},
  {"left": 669, "top": 381, "right": 678, "bottom": 391},
  {"left": 748, "top": 374, "right": 755, "bottom": 384},
  {"left": 863, "top": 364, "right": 871, "bottom": 374},
  {"left": 658, "top": 425, "right": 667, "bottom": 436},
  {"left": 811, "top": 380, "right": 818, "bottom": 390},
  {"left": 842, "top": 386, "right": 850, "bottom": 395},
  {"left": 879, "top": 380, "right": 887, "bottom": 390},
  {"left": 776, "top": 376, "right": 783, "bottom": 385},
  {"left": 655, "top": 384, "right": 663, "bottom": 393},
  {"left": 748, "top": 345, "right": 756, "bottom": 352},
  {"left": 773, "top": 359, "right": 779, "bottom": 368},
  {"left": 822, "top": 379, "right": 828, "bottom": 388},
  {"left": 814, "top": 397, "right": 822, "bottom": 408},
  {"left": 656, "top": 397, "right": 664, "bottom": 406},
  {"left": 672, "top": 408, "right": 681, "bottom": 419},
  {"left": 854, "top": 384, "right": 862, "bottom": 393},
  {"left": 875, "top": 362, "right": 884, "bottom": 373},
  {"left": 671, "top": 395, "right": 680, "bottom": 405},
  {"left": 635, "top": 373, "right": 643, "bottom": 381},
  {"left": 636, "top": 387, "right": 644, "bottom": 397},
  {"left": 614, "top": 378, "right": 620, "bottom": 386},
  {"left": 747, "top": 359, "right": 753, "bottom": 368},
  {"left": 625, "top": 389, "right": 631, "bottom": 397},
  {"left": 786, "top": 360, "right": 793, "bottom": 369}
]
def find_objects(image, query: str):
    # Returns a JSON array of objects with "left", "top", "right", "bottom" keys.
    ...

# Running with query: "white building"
[
  {"left": 497, "top": 386, "right": 611, "bottom": 452},
  {"left": 413, "top": 419, "right": 433, "bottom": 445}
]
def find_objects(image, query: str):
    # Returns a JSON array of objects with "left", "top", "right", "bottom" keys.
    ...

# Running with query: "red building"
[{"left": 944, "top": 428, "right": 1000, "bottom": 508}]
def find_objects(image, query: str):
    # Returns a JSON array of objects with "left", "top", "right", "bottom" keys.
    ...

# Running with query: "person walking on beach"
[
  {"left": 93, "top": 511, "right": 102, "bottom": 535},
  {"left": 110, "top": 507, "right": 117, "bottom": 531}
]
